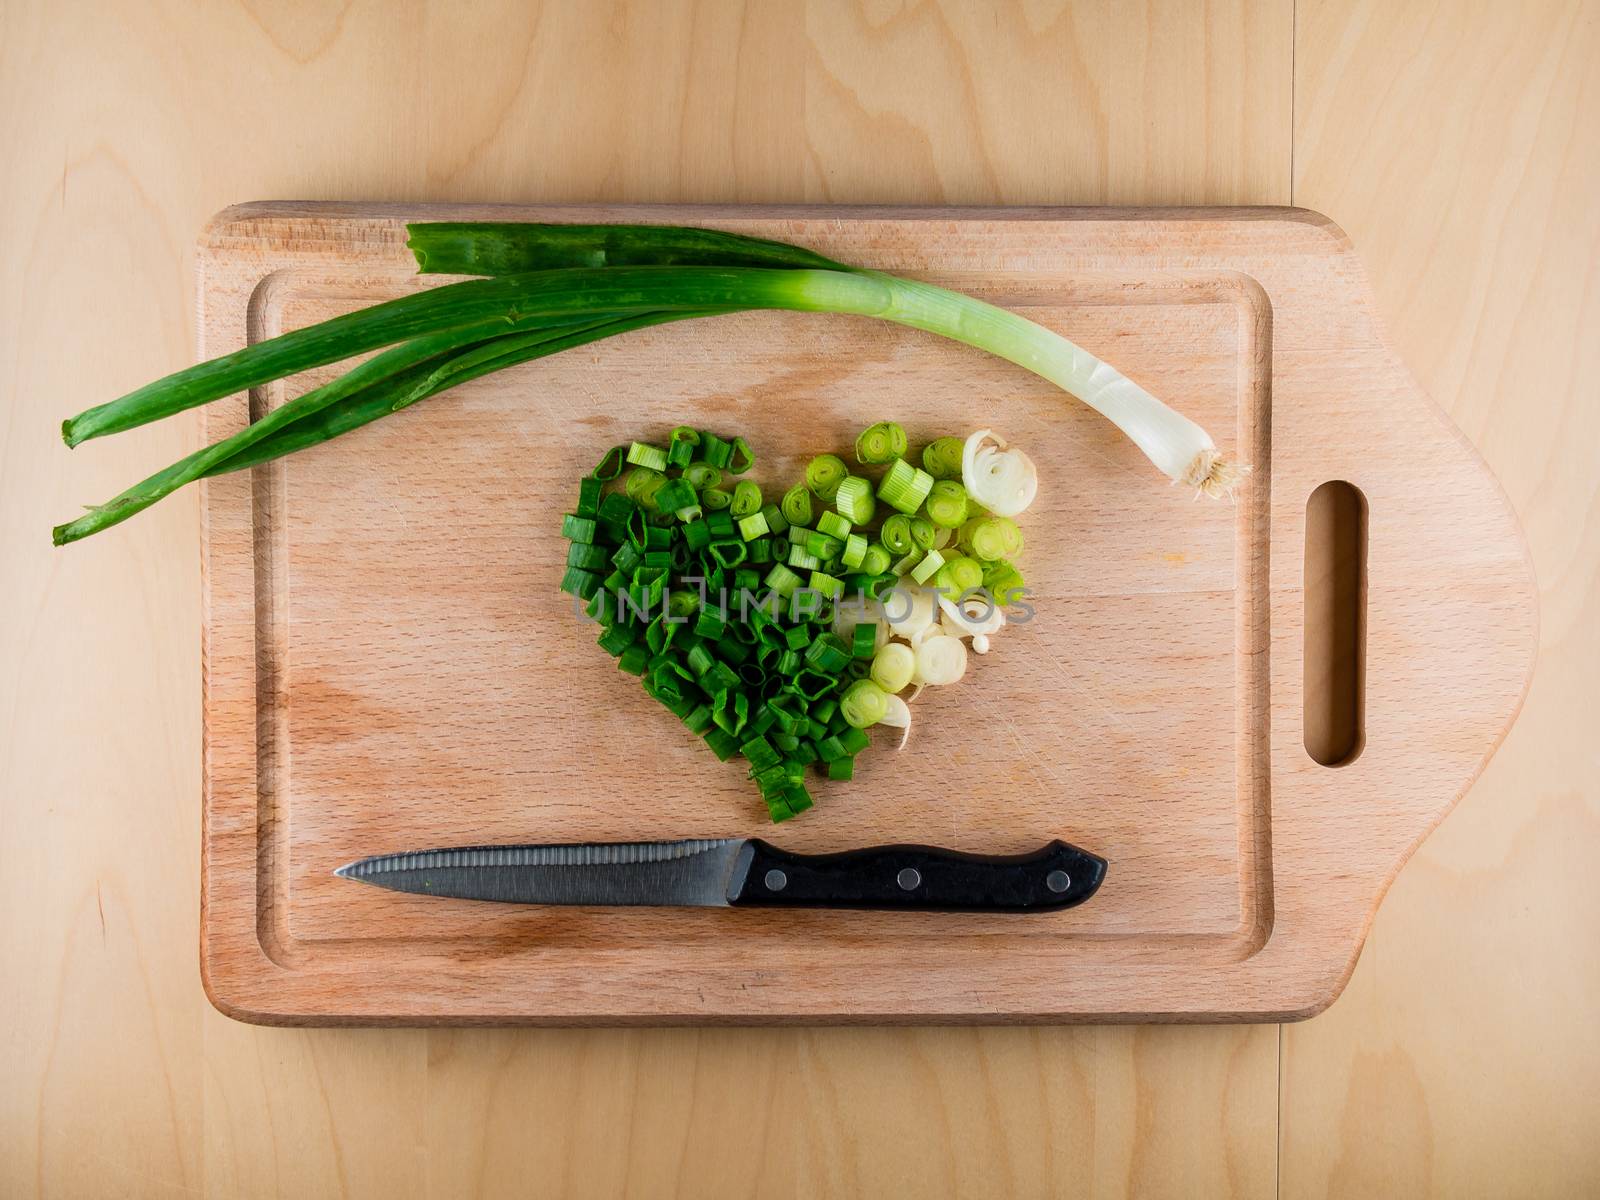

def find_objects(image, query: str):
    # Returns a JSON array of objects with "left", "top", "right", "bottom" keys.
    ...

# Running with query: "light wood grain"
[
  {"left": 1281, "top": 0, "right": 1600, "bottom": 1195},
  {"left": 194, "top": 203, "right": 1531, "bottom": 1024},
  {"left": 2, "top": 0, "right": 1592, "bottom": 1194}
]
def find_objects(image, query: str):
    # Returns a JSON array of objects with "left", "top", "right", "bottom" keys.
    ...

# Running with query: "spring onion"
[
  {"left": 961, "top": 515, "right": 1023, "bottom": 561},
  {"left": 738, "top": 512, "right": 770, "bottom": 541},
  {"left": 731, "top": 479, "right": 763, "bottom": 517},
  {"left": 780, "top": 484, "right": 813, "bottom": 527},
  {"left": 870, "top": 642, "right": 915, "bottom": 693},
  {"left": 935, "top": 554, "right": 983, "bottom": 595},
  {"left": 878, "top": 459, "right": 935, "bottom": 515},
  {"left": 921, "top": 436, "right": 965, "bottom": 480},
  {"left": 627, "top": 441, "right": 668, "bottom": 472},
  {"left": 880, "top": 514, "right": 914, "bottom": 554},
  {"left": 909, "top": 517, "right": 937, "bottom": 551},
  {"left": 859, "top": 544, "right": 892, "bottom": 576},
  {"left": 913, "top": 635, "right": 968, "bottom": 685},
  {"left": 806, "top": 454, "right": 849, "bottom": 502},
  {"left": 839, "top": 679, "right": 890, "bottom": 728},
  {"left": 854, "top": 421, "right": 907, "bottom": 465},
  {"left": 834, "top": 475, "right": 875, "bottom": 525},
  {"left": 910, "top": 549, "right": 946, "bottom": 585},
  {"left": 923, "top": 480, "right": 969, "bottom": 528},
  {"left": 961, "top": 430, "right": 1037, "bottom": 517},
  {"left": 58, "top": 218, "right": 1239, "bottom": 544},
  {"left": 841, "top": 533, "right": 868, "bottom": 570},
  {"left": 701, "top": 486, "right": 732, "bottom": 511}
]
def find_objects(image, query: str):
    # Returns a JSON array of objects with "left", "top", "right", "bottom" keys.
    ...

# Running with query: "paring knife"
[{"left": 334, "top": 838, "right": 1107, "bottom": 913}]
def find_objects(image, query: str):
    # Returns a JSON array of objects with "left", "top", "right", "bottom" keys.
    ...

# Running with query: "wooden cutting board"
[{"left": 198, "top": 203, "right": 1535, "bottom": 1024}]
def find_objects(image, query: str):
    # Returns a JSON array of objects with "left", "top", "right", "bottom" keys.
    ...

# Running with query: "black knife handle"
[{"left": 726, "top": 839, "right": 1106, "bottom": 912}]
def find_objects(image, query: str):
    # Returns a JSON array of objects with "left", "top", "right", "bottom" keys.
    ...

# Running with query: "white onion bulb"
[
  {"left": 885, "top": 585, "right": 937, "bottom": 639},
  {"left": 913, "top": 634, "right": 968, "bottom": 685},
  {"left": 962, "top": 430, "right": 1038, "bottom": 517},
  {"left": 938, "top": 594, "right": 1006, "bottom": 639}
]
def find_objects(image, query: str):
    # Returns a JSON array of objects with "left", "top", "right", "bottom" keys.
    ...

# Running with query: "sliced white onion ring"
[
  {"left": 913, "top": 634, "right": 968, "bottom": 685},
  {"left": 878, "top": 694, "right": 913, "bottom": 749},
  {"left": 962, "top": 430, "right": 1038, "bottom": 517},
  {"left": 884, "top": 585, "right": 936, "bottom": 640},
  {"left": 938, "top": 594, "right": 1006, "bottom": 638}
]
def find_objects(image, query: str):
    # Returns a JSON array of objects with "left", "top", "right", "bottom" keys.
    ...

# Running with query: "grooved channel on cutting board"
[{"left": 241, "top": 267, "right": 1273, "bottom": 971}]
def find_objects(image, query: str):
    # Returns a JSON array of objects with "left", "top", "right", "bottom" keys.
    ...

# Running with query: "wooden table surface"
[{"left": 1, "top": 1, "right": 1594, "bottom": 1196}]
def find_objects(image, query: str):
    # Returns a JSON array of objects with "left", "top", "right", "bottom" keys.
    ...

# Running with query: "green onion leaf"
[
  {"left": 626, "top": 441, "right": 668, "bottom": 472},
  {"left": 910, "top": 548, "right": 946, "bottom": 585}
]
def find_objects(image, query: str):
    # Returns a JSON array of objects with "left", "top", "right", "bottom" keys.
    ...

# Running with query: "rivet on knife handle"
[{"left": 726, "top": 839, "right": 1106, "bottom": 912}]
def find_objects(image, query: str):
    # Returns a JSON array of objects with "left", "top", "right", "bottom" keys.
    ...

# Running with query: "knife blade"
[{"left": 334, "top": 837, "right": 1106, "bottom": 912}]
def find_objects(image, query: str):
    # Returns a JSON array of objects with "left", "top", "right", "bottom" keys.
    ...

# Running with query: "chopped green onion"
[
  {"left": 891, "top": 550, "right": 923, "bottom": 577},
  {"left": 787, "top": 546, "right": 821, "bottom": 570},
  {"left": 668, "top": 426, "right": 700, "bottom": 468},
  {"left": 567, "top": 542, "right": 610, "bottom": 571},
  {"left": 841, "top": 533, "right": 868, "bottom": 570},
  {"left": 728, "top": 437, "right": 756, "bottom": 475},
  {"left": 576, "top": 475, "right": 605, "bottom": 518},
  {"left": 804, "top": 530, "right": 842, "bottom": 560},
  {"left": 701, "top": 433, "right": 733, "bottom": 469},
  {"left": 765, "top": 563, "right": 802, "bottom": 596},
  {"left": 708, "top": 539, "right": 747, "bottom": 568},
  {"left": 684, "top": 462, "right": 722, "bottom": 490},
  {"left": 849, "top": 621, "right": 879, "bottom": 659},
  {"left": 741, "top": 735, "right": 781, "bottom": 771},
  {"left": 983, "top": 559, "right": 1027, "bottom": 606},
  {"left": 834, "top": 476, "right": 875, "bottom": 525},
  {"left": 561, "top": 514, "right": 597, "bottom": 543},
  {"left": 625, "top": 467, "right": 666, "bottom": 510},
  {"left": 859, "top": 544, "right": 892, "bottom": 576},
  {"left": 826, "top": 757, "right": 855, "bottom": 782},
  {"left": 701, "top": 486, "right": 732, "bottom": 510},
  {"left": 921, "top": 436, "right": 965, "bottom": 479},
  {"left": 693, "top": 609, "right": 727, "bottom": 641},
  {"left": 877, "top": 459, "right": 935, "bottom": 514},
  {"left": 810, "top": 571, "right": 844, "bottom": 600},
  {"left": 759, "top": 502, "right": 789, "bottom": 537},
  {"left": 910, "top": 548, "right": 946, "bottom": 585},
  {"left": 707, "top": 510, "right": 735, "bottom": 537},
  {"left": 738, "top": 512, "right": 769, "bottom": 541},
  {"left": 936, "top": 553, "right": 984, "bottom": 594},
  {"left": 815, "top": 735, "right": 848, "bottom": 763},
  {"left": 806, "top": 454, "right": 849, "bottom": 502},
  {"left": 839, "top": 679, "right": 890, "bottom": 728},
  {"left": 684, "top": 519, "right": 712, "bottom": 550},
  {"left": 838, "top": 726, "right": 870, "bottom": 754},
  {"left": 909, "top": 516, "right": 936, "bottom": 551},
  {"left": 783, "top": 625, "right": 811, "bottom": 651},
  {"left": 627, "top": 441, "right": 668, "bottom": 472},
  {"left": 854, "top": 421, "right": 908, "bottom": 464},
  {"left": 817, "top": 510, "right": 852, "bottom": 540},
  {"left": 870, "top": 642, "right": 915, "bottom": 692},
  {"left": 618, "top": 644, "right": 651, "bottom": 676},
  {"left": 880, "top": 513, "right": 914, "bottom": 554},
  {"left": 805, "top": 633, "right": 851, "bottom": 673},
  {"left": 780, "top": 484, "right": 813, "bottom": 527},
  {"left": 961, "top": 515, "right": 1023, "bottom": 561},
  {"left": 653, "top": 477, "right": 696, "bottom": 514},
  {"left": 703, "top": 727, "right": 740, "bottom": 761},
  {"left": 592, "top": 445, "right": 628, "bottom": 480},
  {"left": 923, "top": 479, "right": 969, "bottom": 528},
  {"left": 730, "top": 479, "right": 763, "bottom": 517}
]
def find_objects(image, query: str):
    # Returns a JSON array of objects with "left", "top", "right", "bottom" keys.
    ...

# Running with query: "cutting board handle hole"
[{"left": 1303, "top": 481, "right": 1367, "bottom": 766}]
